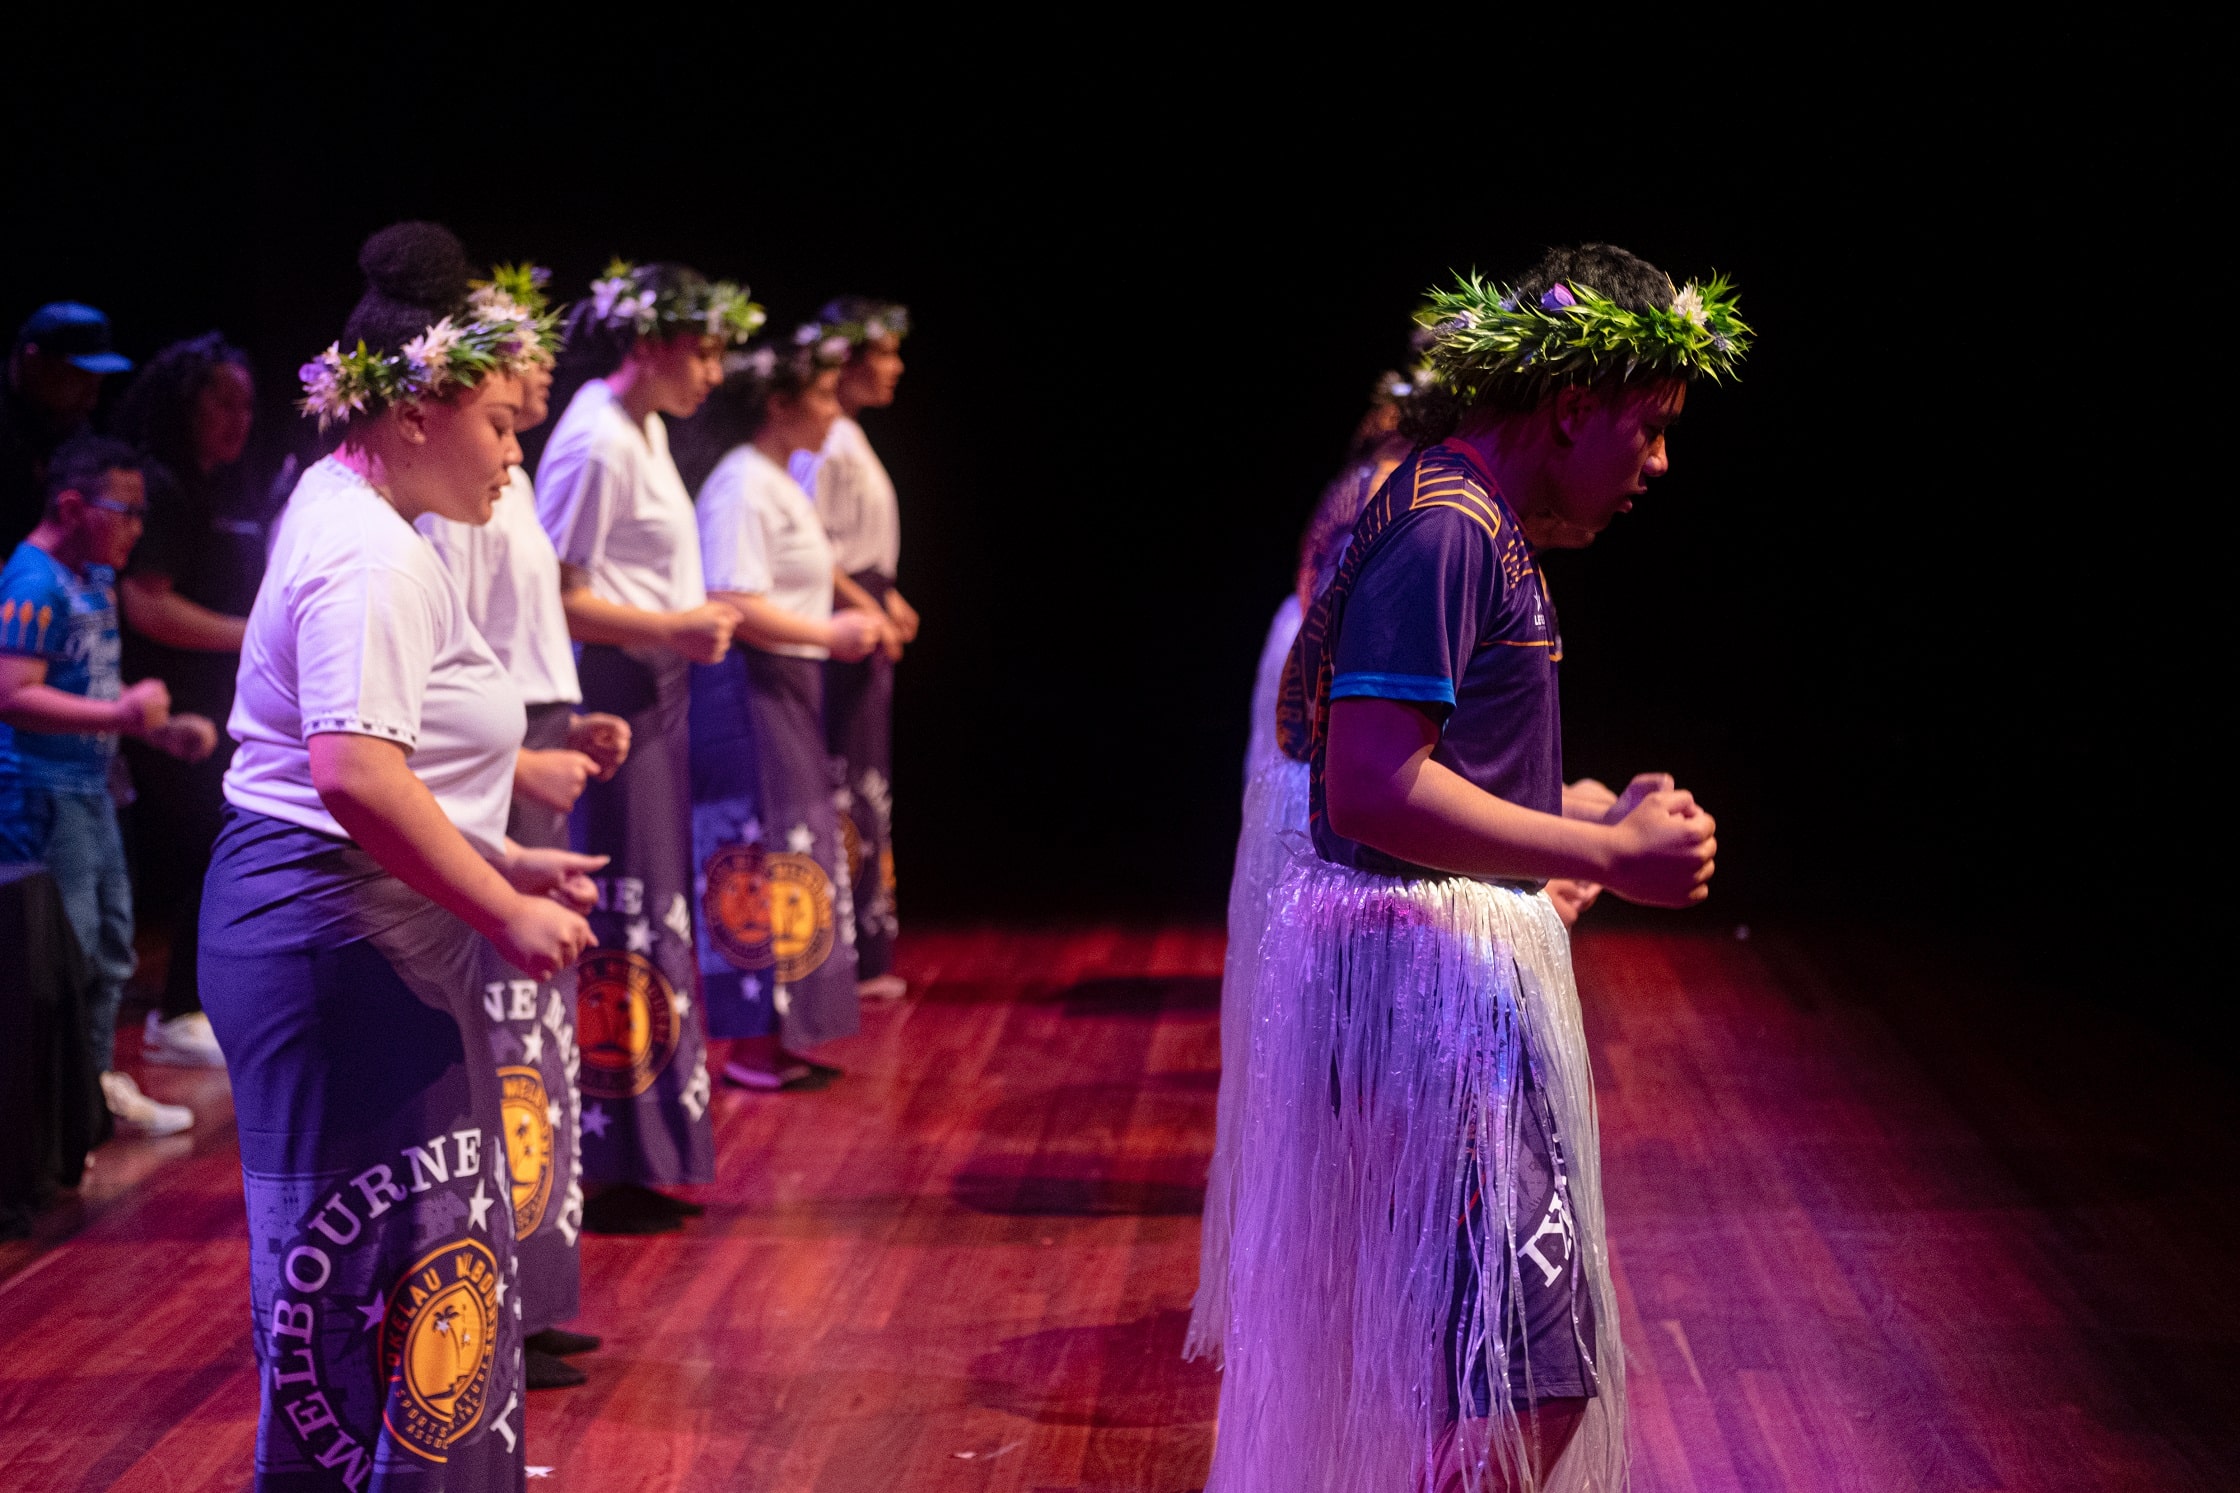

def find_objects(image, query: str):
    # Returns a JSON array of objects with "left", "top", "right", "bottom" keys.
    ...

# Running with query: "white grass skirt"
[
  {"left": 1206, "top": 854, "right": 1625, "bottom": 1493},
  {"left": 1188, "top": 596, "right": 1307, "bottom": 1364}
]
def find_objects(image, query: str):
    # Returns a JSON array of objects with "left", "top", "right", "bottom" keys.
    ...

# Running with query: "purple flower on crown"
[{"left": 1540, "top": 284, "right": 1578, "bottom": 311}]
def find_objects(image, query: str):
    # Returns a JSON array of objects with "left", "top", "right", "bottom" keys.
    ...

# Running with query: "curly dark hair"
[
  {"left": 110, "top": 332, "right": 252, "bottom": 480},
  {"left": 340, "top": 221, "right": 475, "bottom": 358},
  {"left": 1403, "top": 242, "right": 1680, "bottom": 442}
]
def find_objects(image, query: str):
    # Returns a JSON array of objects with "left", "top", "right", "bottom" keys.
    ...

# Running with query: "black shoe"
[
  {"left": 526, "top": 1327, "right": 603, "bottom": 1357},
  {"left": 602, "top": 1182, "right": 705, "bottom": 1219},
  {"left": 582, "top": 1187, "right": 685, "bottom": 1235},
  {"left": 526, "top": 1347, "right": 588, "bottom": 1390}
]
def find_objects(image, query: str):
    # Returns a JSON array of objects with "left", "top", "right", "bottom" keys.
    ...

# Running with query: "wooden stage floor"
[{"left": 2, "top": 922, "right": 2234, "bottom": 1490}]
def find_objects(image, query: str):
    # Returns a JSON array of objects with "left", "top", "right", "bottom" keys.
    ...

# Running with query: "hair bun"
[{"left": 357, "top": 221, "right": 473, "bottom": 311}]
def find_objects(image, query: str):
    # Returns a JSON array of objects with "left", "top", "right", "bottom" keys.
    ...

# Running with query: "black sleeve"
[{"left": 126, "top": 461, "right": 193, "bottom": 582}]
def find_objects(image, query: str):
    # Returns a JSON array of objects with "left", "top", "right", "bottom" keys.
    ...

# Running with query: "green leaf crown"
[
  {"left": 468, "top": 262, "right": 564, "bottom": 366},
  {"left": 296, "top": 265, "right": 558, "bottom": 431},
  {"left": 1416, "top": 271, "right": 1750, "bottom": 401},
  {"left": 586, "top": 258, "right": 765, "bottom": 344}
]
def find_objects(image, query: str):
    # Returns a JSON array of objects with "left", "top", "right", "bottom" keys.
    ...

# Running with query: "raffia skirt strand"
[
  {"left": 1185, "top": 594, "right": 1308, "bottom": 1364},
  {"left": 1206, "top": 854, "right": 1626, "bottom": 1493}
]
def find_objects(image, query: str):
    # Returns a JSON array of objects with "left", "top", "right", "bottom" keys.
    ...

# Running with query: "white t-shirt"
[
  {"left": 226, "top": 457, "right": 526, "bottom": 858},
  {"left": 536, "top": 379, "right": 708, "bottom": 615},
  {"left": 790, "top": 415, "right": 899, "bottom": 579},
  {"left": 416, "top": 465, "right": 581, "bottom": 706},
  {"left": 699, "top": 445, "right": 835, "bottom": 660}
]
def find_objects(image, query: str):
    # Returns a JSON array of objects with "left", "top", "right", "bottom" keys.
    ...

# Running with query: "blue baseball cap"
[{"left": 16, "top": 302, "right": 133, "bottom": 375}]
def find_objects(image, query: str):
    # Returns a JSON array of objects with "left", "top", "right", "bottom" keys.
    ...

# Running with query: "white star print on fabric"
[
  {"left": 740, "top": 815, "right": 763, "bottom": 845},
  {"left": 521, "top": 1027, "right": 544, "bottom": 1066},
  {"left": 741, "top": 973, "right": 761, "bottom": 1001},
  {"left": 674, "top": 987, "right": 692, "bottom": 1017},
  {"left": 495, "top": 1273, "right": 508, "bottom": 1310},
  {"left": 664, "top": 892, "right": 692, "bottom": 942},
  {"left": 624, "top": 917, "right": 653, "bottom": 954},
  {"left": 786, "top": 823, "right": 814, "bottom": 854},
  {"left": 773, "top": 983, "right": 792, "bottom": 1018},
  {"left": 582, "top": 1103, "right": 611, "bottom": 1138},
  {"left": 546, "top": 1099, "right": 563, "bottom": 1127},
  {"left": 468, "top": 1182, "right": 495, "bottom": 1232},
  {"left": 359, "top": 1296, "right": 386, "bottom": 1332}
]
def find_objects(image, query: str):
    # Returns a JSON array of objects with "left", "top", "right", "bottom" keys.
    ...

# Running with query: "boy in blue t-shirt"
[{"left": 0, "top": 436, "right": 217, "bottom": 1137}]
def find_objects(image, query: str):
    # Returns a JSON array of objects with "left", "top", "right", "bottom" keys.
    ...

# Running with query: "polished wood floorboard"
[{"left": 1, "top": 922, "right": 2232, "bottom": 1490}]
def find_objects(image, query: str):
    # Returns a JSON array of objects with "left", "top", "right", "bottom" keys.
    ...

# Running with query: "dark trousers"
[
  {"left": 824, "top": 569, "right": 898, "bottom": 977},
  {"left": 126, "top": 731, "right": 233, "bottom": 1019}
]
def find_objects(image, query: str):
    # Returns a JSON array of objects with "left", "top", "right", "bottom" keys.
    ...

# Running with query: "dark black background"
[{"left": 6, "top": 29, "right": 2216, "bottom": 1019}]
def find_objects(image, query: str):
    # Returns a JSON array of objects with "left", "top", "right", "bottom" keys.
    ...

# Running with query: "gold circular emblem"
[
  {"left": 499, "top": 1066, "right": 554, "bottom": 1236},
  {"left": 764, "top": 853, "right": 834, "bottom": 982},
  {"left": 380, "top": 1239, "right": 500, "bottom": 1461},
  {"left": 702, "top": 843, "right": 776, "bottom": 972},
  {"left": 700, "top": 844, "right": 835, "bottom": 982},
  {"left": 576, "top": 950, "right": 680, "bottom": 1100}
]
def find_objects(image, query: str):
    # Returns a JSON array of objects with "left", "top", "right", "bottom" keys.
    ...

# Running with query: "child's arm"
[{"left": 0, "top": 655, "right": 170, "bottom": 737}]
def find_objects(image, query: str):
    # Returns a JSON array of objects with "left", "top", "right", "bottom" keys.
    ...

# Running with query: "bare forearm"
[
  {"left": 1325, "top": 697, "right": 1616, "bottom": 882},
  {"left": 0, "top": 684, "right": 127, "bottom": 735},
  {"left": 714, "top": 592, "right": 831, "bottom": 652},
  {"left": 121, "top": 578, "right": 247, "bottom": 652},
  {"left": 560, "top": 587, "right": 677, "bottom": 649},
  {"left": 309, "top": 734, "right": 520, "bottom": 938},
  {"left": 1337, "top": 755, "right": 1616, "bottom": 881},
  {"left": 833, "top": 567, "right": 878, "bottom": 613}
]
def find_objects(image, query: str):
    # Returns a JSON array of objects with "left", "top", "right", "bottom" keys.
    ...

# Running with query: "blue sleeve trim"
[{"left": 1330, "top": 671, "right": 1456, "bottom": 706}]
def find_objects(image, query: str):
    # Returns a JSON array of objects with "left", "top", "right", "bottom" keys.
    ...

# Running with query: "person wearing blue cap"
[{"left": 2, "top": 303, "right": 134, "bottom": 551}]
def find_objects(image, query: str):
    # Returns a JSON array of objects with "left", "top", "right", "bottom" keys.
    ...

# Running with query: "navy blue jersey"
[{"left": 1285, "top": 441, "right": 1562, "bottom": 876}]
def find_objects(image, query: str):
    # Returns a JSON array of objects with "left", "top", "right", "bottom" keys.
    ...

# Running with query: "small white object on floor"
[
  {"left": 101, "top": 1071, "right": 194, "bottom": 1136},
  {"left": 526, "top": 1469, "right": 554, "bottom": 1480},
  {"left": 143, "top": 1010, "right": 227, "bottom": 1068},
  {"left": 857, "top": 974, "right": 909, "bottom": 1002},
  {"left": 951, "top": 1442, "right": 1023, "bottom": 1462}
]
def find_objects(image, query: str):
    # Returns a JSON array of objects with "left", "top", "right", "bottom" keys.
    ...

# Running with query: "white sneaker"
[
  {"left": 144, "top": 1010, "right": 227, "bottom": 1068},
  {"left": 101, "top": 1071, "right": 195, "bottom": 1137}
]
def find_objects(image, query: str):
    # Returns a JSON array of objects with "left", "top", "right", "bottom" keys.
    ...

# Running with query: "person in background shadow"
[
  {"left": 2, "top": 303, "right": 134, "bottom": 551},
  {"left": 112, "top": 333, "right": 269, "bottom": 1068},
  {"left": 0, "top": 436, "right": 215, "bottom": 1140}
]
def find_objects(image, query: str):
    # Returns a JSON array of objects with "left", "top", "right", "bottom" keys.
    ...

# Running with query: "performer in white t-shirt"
[
  {"left": 200, "top": 222, "right": 604, "bottom": 1489},
  {"left": 413, "top": 263, "right": 627, "bottom": 1391},
  {"left": 536, "top": 260, "right": 760, "bottom": 1236},
  {"left": 789, "top": 298, "right": 912, "bottom": 999},
  {"left": 676, "top": 331, "right": 888, "bottom": 1090}
]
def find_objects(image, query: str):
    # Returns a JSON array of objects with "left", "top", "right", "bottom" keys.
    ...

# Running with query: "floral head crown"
[
  {"left": 468, "top": 262, "right": 564, "bottom": 367},
  {"left": 728, "top": 323, "right": 855, "bottom": 385},
  {"left": 297, "top": 264, "right": 558, "bottom": 431},
  {"left": 811, "top": 301, "right": 910, "bottom": 353},
  {"left": 1416, "top": 271, "right": 1749, "bottom": 401},
  {"left": 587, "top": 259, "right": 765, "bottom": 344}
]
